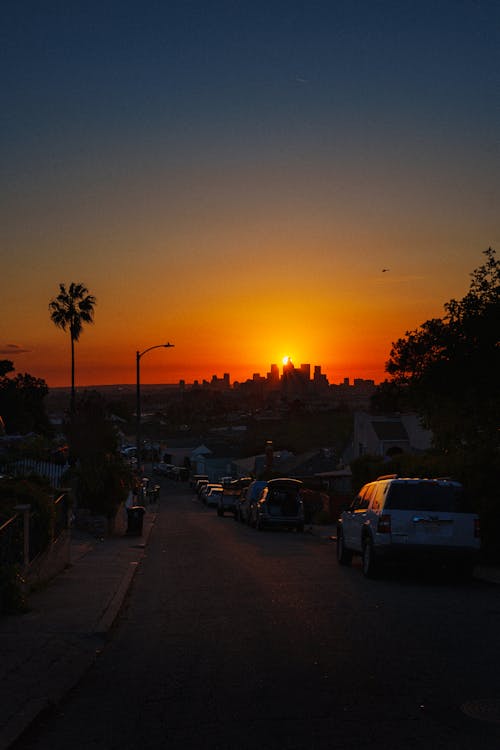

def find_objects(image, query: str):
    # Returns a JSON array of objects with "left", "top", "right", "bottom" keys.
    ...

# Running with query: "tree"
[
  {"left": 65, "top": 391, "right": 130, "bottom": 519},
  {"left": 49, "top": 283, "right": 96, "bottom": 414},
  {"left": 381, "top": 249, "right": 500, "bottom": 561},
  {"left": 385, "top": 248, "right": 499, "bottom": 453},
  {"left": 0, "top": 360, "right": 14, "bottom": 378},
  {"left": 0, "top": 360, "right": 50, "bottom": 435}
]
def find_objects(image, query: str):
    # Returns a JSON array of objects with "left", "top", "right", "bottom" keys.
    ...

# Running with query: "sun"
[{"left": 282, "top": 356, "right": 290, "bottom": 365}]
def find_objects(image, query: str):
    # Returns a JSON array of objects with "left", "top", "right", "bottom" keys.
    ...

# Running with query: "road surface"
[{"left": 15, "top": 483, "right": 500, "bottom": 749}]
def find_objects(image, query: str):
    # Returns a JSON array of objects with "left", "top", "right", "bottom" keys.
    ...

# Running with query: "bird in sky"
[{"left": 382, "top": 268, "right": 390, "bottom": 272}]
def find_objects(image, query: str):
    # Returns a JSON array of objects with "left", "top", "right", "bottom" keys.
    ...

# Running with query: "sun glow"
[{"left": 282, "top": 356, "right": 290, "bottom": 365}]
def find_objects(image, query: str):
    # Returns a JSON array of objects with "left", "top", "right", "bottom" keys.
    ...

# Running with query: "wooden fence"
[{"left": 0, "top": 492, "right": 71, "bottom": 610}]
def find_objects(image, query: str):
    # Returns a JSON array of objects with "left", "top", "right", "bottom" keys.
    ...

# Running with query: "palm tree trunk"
[{"left": 70, "top": 333, "right": 76, "bottom": 415}]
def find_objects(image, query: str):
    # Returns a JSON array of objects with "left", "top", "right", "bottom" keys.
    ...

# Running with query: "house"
[{"left": 344, "top": 411, "right": 433, "bottom": 462}]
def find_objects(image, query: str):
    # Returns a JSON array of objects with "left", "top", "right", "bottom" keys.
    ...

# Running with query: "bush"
[
  {"left": 351, "top": 452, "right": 461, "bottom": 493},
  {"left": 349, "top": 454, "right": 386, "bottom": 493},
  {"left": 0, "top": 476, "right": 53, "bottom": 614},
  {"left": 0, "top": 475, "right": 54, "bottom": 549},
  {"left": 312, "top": 509, "right": 333, "bottom": 525},
  {"left": 71, "top": 455, "right": 130, "bottom": 519}
]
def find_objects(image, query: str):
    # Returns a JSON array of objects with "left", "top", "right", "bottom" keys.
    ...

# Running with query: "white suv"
[{"left": 337, "top": 475, "right": 481, "bottom": 578}]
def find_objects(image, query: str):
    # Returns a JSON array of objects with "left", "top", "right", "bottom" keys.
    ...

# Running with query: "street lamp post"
[{"left": 136, "top": 343, "right": 174, "bottom": 473}]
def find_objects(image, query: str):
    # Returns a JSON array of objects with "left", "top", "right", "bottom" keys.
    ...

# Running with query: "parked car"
[
  {"left": 120, "top": 446, "right": 137, "bottom": 466},
  {"left": 201, "top": 484, "right": 223, "bottom": 507},
  {"left": 336, "top": 475, "right": 481, "bottom": 578},
  {"left": 191, "top": 473, "right": 209, "bottom": 489},
  {"left": 235, "top": 480, "right": 267, "bottom": 523},
  {"left": 230, "top": 477, "right": 253, "bottom": 492},
  {"left": 169, "top": 466, "right": 189, "bottom": 481},
  {"left": 153, "top": 462, "right": 176, "bottom": 477},
  {"left": 195, "top": 478, "right": 209, "bottom": 496},
  {"left": 216, "top": 489, "right": 238, "bottom": 517},
  {"left": 251, "top": 478, "right": 305, "bottom": 532}
]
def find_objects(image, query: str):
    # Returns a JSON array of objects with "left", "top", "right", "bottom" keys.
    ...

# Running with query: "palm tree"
[{"left": 49, "top": 282, "right": 96, "bottom": 413}]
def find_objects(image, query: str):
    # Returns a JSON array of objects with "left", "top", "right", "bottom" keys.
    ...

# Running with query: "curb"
[
  {"left": 0, "top": 642, "right": 101, "bottom": 750},
  {"left": 0, "top": 698, "right": 48, "bottom": 750},
  {"left": 94, "top": 509, "right": 157, "bottom": 635},
  {"left": 94, "top": 561, "right": 140, "bottom": 635}
]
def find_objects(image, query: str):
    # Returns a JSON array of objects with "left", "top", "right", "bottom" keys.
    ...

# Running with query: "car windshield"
[{"left": 385, "top": 482, "right": 473, "bottom": 512}]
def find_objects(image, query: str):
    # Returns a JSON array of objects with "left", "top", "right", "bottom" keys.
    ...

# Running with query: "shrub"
[
  {"left": 0, "top": 476, "right": 53, "bottom": 614},
  {"left": 312, "top": 509, "right": 333, "bottom": 525},
  {"left": 0, "top": 475, "right": 54, "bottom": 548},
  {"left": 71, "top": 455, "right": 130, "bottom": 519}
]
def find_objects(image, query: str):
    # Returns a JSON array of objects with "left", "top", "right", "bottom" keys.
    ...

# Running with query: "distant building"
[
  {"left": 344, "top": 412, "right": 433, "bottom": 462},
  {"left": 300, "top": 363, "right": 311, "bottom": 379},
  {"left": 176, "top": 361, "right": 381, "bottom": 408},
  {"left": 267, "top": 364, "right": 280, "bottom": 385},
  {"left": 313, "top": 366, "right": 329, "bottom": 392}
]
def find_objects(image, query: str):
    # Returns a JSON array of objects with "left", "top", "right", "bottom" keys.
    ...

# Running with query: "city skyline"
[
  {"left": 45, "top": 359, "right": 377, "bottom": 392},
  {"left": 181, "top": 358, "right": 375, "bottom": 388},
  {"left": 2, "top": 2, "right": 498, "bottom": 389}
]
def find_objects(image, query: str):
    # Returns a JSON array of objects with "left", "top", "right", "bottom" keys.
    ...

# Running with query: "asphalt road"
[{"left": 15, "top": 483, "right": 500, "bottom": 749}]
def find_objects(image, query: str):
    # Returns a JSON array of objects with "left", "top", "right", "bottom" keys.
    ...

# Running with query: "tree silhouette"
[
  {"left": 385, "top": 248, "right": 499, "bottom": 451},
  {"left": 49, "top": 282, "right": 96, "bottom": 413},
  {"left": 0, "top": 360, "right": 49, "bottom": 434}
]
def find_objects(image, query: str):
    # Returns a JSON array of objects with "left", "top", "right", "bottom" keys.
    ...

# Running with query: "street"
[{"left": 15, "top": 481, "right": 500, "bottom": 749}]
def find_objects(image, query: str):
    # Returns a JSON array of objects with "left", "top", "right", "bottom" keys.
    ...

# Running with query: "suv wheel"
[
  {"left": 337, "top": 529, "right": 353, "bottom": 566},
  {"left": 362, "top": 537, "right": 378, "bottom": 578}
]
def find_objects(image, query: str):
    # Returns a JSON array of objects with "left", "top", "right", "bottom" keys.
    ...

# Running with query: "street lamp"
[{"left": 136, "top": 343, "right": 174, "bottom": 473}]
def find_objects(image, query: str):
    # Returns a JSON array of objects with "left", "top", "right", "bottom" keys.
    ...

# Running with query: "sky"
[{"left": 1, "top": 0, "right": 499, "bottom": 388}]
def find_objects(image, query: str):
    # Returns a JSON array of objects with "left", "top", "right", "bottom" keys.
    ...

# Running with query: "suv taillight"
[
  {"left": 377, "top": 514, "right": 391, "bottom": 534},
  {"left": 474, "top": 518, "right": 481, "bottom": 539}
]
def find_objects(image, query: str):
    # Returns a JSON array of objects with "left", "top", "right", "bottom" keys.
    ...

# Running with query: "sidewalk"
[{"left": 0, "top": 505, "right": 157, "bottom": 750}]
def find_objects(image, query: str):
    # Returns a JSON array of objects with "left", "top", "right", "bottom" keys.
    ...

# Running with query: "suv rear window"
[
  {"left": 385, "top": 482, "right": 472, "bottom": 513},
  {"left": 267, "top": 488, "right": 300, "bottom": 515}
]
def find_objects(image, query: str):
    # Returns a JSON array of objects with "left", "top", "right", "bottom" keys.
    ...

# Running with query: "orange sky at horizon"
[{"left": 2, "top": 253, "right": 476, "bottom": 389}]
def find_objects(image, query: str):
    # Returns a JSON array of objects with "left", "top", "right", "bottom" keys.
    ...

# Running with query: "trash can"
[{"left": 126, "top": 505, "right": 146, "bottom": 535}]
